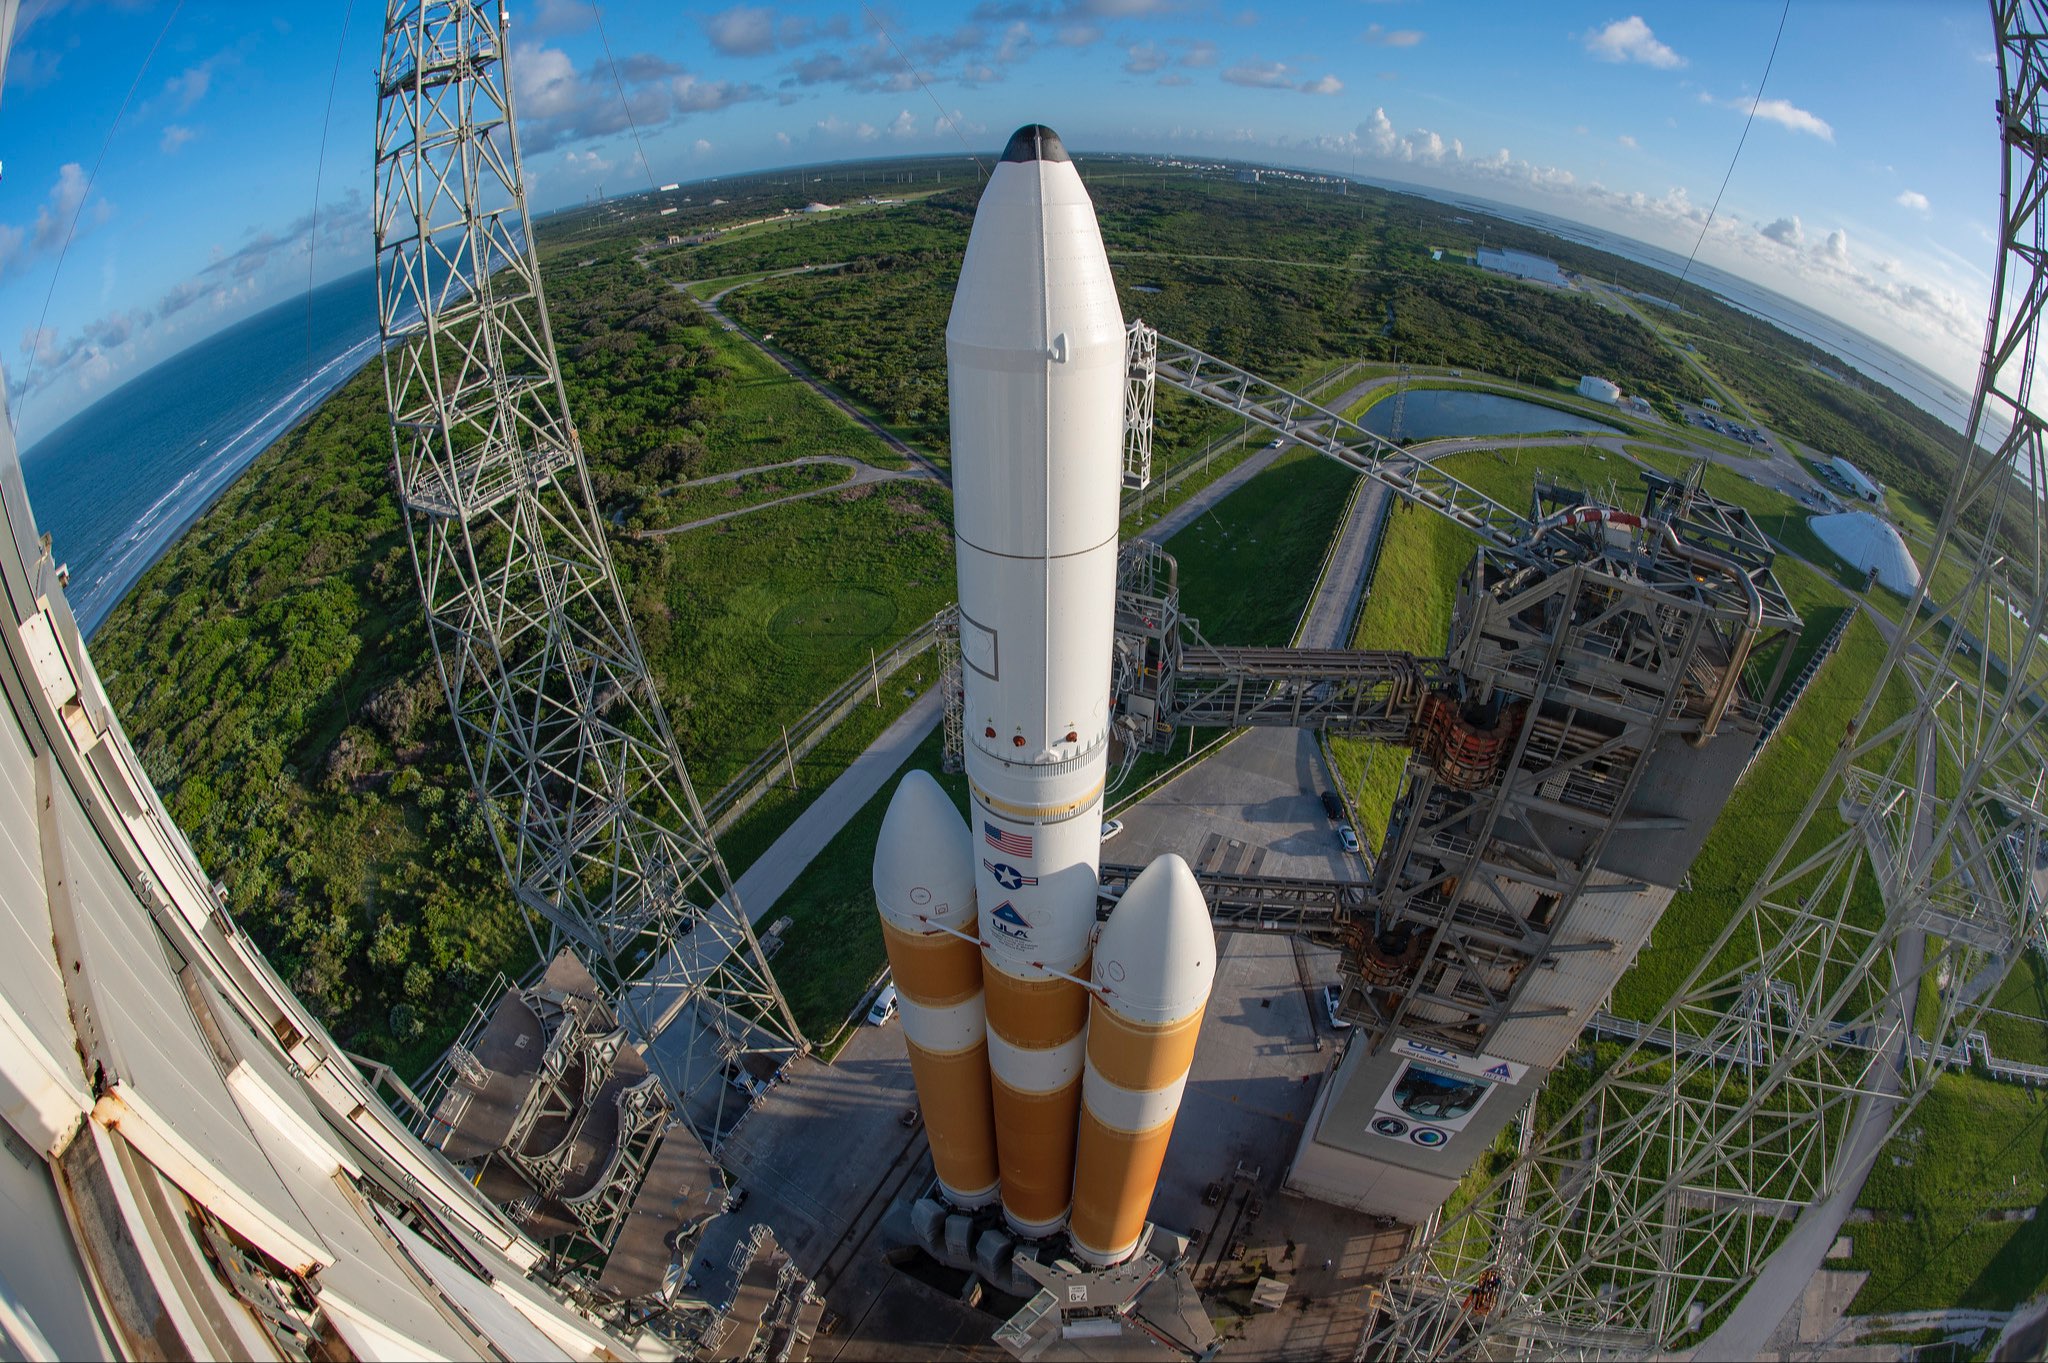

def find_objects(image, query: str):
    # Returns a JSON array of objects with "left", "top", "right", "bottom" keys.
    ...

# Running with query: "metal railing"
[{"left": 703, "top": 607, "right": 955, "bottom": 834}]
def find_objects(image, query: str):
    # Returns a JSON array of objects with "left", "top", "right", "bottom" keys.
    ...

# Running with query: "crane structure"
[{"left": 371, "top": 0, "right": 801, "bottom": 1146}]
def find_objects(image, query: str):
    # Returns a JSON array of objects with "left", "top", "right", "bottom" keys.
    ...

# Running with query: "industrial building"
[
  {"left": 1576, "top": 374, "right": 1622, "bottom": 404},
  {"left": 1819, "top": 453, "right": 1884, "bottom": 503},
  {"left": 1476, "top": 246, "right": 1566, "bottom": 287}
]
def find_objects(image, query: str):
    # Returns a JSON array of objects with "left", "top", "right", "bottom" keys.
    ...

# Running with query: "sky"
[{"left": 0, "top": 0, "right": 2005, "bottom": 443}]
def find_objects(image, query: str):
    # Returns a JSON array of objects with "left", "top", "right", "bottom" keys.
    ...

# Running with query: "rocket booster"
[
  {"left": 1070, "top": 854, "right": 1215, "bottom": 1265},
  {"left": 947, "top": 124, "right": 1126, "bottom": 1237},
  {"left": 873, "top": 772, "right": 1001, "bottom": 1208}
]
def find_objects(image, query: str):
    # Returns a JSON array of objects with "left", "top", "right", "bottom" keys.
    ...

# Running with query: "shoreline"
[{"left": 77, "top": 334, "right": 384, "bottom": 639}]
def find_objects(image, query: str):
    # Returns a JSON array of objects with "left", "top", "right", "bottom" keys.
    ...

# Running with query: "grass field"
[
  {"left": 1983, "top": 948, "right": 2048, "bottom": 1066},
  {"left": 1844, "top": 1073, "right": 2048, "bottom": 1313},
  {"left": 639, "top": 461, "right": 855, "bottom": 529},
  {"left": 620, "top": 477, "right": 956, "bottom": 793}
]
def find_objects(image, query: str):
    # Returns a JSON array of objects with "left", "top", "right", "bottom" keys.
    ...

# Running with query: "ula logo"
[{"left": 990, "top": 901, "right": 1032, "bottom": 942}]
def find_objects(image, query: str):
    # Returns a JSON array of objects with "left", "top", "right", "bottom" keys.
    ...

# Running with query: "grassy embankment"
[{"left": 1842, "top": 1073, "right": 2048, "bottom": 1313}]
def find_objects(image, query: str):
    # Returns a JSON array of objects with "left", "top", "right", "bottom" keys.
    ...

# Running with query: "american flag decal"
[{"left": 984, "top": 822, "right": 1032, "bottom": 858}]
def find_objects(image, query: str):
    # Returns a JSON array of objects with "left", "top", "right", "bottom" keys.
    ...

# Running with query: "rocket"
[
  {"left": 872, "top": 125, "right": 1211, "bottom": 1263},
  {"left": 948, "top": 123, "right": 1126, "bottom": 1237}
]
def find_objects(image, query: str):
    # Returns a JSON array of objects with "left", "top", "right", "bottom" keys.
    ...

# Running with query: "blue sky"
[{"left": 0, "top": 0, "right": 2003, "bottom": 441}]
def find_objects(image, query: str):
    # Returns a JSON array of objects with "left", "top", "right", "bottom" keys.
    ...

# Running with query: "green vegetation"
[
  {"left": 1984, "top": 949, "right": 2048, "bottom": 1066},
  {"left": 88, "top": 155, "right": 1991, "bottom": 1113},
  {"left": 1170, "top": 450, "right": 1359, "bottom": 646},
  {"left": 1845, "top": 1074, "right": 2048, "bottom": 1313},
  {"left": 91, "top": 207, "right": 954, "bottom": 1073}
]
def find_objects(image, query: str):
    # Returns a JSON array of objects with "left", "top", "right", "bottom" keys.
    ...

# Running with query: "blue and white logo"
[
  {"left": 984, "top": 860, "right": 1038, "bottom": 890},
  {"left": 1484, "top": 1063, "right": 1514, "bottom": 1080},
  {"left": 990, "top": 901, "right": 1033, "bottom": 942}
]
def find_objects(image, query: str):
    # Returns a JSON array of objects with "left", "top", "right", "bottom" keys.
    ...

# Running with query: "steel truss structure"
[
  {"left": 372, "top": 0, "right": 801, "bottom": 1137},
  {"left": 1358, "top": 1, "right": 2048, "bottom": 1352}
]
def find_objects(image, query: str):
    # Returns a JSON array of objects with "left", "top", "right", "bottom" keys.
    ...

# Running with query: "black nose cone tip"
[{"left": 1001, "top": 124, "right": 1070, "bottom": 165}]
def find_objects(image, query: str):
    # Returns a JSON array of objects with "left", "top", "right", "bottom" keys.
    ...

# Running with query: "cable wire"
[
  {"left": 1678, "top": 0, "right": 1794, "bottom": 290},
  {"left": 305, "top": 0, "right": 357, "bottom": 365},
  {"left": 859, "top": 3, "right": 987, "bottom": 179},
  {"left": 17, "top": 0, "right": 186, "bottom": 423},
  {"left": 588, "top": 0, "right": 659, "bottom": 194}
]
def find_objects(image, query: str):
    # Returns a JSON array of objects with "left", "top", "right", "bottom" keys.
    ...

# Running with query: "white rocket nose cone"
[
  {"left": 874, "top": 771, "right": 974, "bottom": 928},
  {"left": 947, "top": 128, "right": 1122, "bottom": 360},
  {"left": 1093, "top": 853, "right": 1216, "bottom": 1023}
]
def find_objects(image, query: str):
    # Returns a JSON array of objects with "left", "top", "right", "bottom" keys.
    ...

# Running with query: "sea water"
[{"left": 18, "top": 268, "right": 381, "bottom": 637}]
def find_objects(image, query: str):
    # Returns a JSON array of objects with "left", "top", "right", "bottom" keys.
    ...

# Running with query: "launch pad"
[{"left": 704, "top": 924, "right": 1413, "bottom": 1360}]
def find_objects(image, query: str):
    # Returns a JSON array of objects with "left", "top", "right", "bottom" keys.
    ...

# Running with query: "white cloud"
[
  {"left": 1057, "top": 24, "right": 1101, "bottom": 47},
  {"left": 1749, "top": 96, "right": 1834, "bottom": 142},
  {"left": 1125, "top": 41, "right": 1167, "bottom": 74},
  {"left": 1896, "top": 189, "right": 1931, "bottom": 212},
  {"left": 694, "top": 138, "right": 713, "bottom": 154},
  {"left": 1824, "top": 228, "right": 1849, "bottom": 262},
  {"left": 704, "top": 4, "right": 776, "bottom": 56},
  {"left": 1223, "top": 58, "right": 1341, "bottom": 93},
  {"left": 160, "top": 124, "right": 196, "bottom": 155},
  {"left": 775, "top": 130, "right": 792, "bottom": 147},
  {"left": 1178, "top": 39, "right": 1218, "bottom": 68},
  {"left": 1617, "top": 134, "right": 1637, "bottom": 149},
  {"left": 1760, "top": 215, "right": 1803, "bottom": 246},
  {"left": 1583, "top": 16, "right": 1684, "bottom": 69},
  {"left": 1361, "top": 24, "right": 1423, "bottom": 47},
  {"left": 888, "top": 109, "right": 918, "bottom": 138}
]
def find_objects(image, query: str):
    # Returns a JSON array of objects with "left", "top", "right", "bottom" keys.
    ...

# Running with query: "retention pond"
[{"left": 1358, "top": 388, "right": 1622, "bottom": 443}]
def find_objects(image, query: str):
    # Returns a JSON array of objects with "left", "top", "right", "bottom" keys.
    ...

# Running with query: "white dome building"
[
  {"left": 1577, "top": 375, "right": 1621, "bottom": 404},
  {"left": 1809, "top": 511, "right": 1921, "bottom": 595}
]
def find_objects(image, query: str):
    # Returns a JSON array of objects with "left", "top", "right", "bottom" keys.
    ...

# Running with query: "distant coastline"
[{"left": 20, "top": 268, "right": 382, "bottom": 638}]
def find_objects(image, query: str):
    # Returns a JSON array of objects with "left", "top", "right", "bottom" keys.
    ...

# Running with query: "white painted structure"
[
  {"left": 1577, "top": 375, "right": 1621, "bottom": 404},
  {"left": 1810, "top": 511, "right": 1923, "bottom": 593},
  {"left": 1825, "top": 455, "right": 1884, "bottom": 503},
  {"left": 946, "top": 125, "right": 1126, "bottom": 1237}
]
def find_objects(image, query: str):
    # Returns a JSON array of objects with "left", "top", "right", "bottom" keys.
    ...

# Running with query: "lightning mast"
[{"left": 371, "top": 0, "right": 801, "bottom": 1131}]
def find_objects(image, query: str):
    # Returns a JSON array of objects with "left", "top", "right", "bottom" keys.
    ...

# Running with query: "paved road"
[
  {"left": 726, "top": 686, "right": 944, "bottom": 925},
  {"left": 635, "top": 456, "right": 921, "bottom": 537}
]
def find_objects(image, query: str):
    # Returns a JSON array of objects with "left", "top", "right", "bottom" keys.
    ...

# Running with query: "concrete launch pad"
[{"left": 714, "top": 778, "right": 1407, "bottom": 1360}]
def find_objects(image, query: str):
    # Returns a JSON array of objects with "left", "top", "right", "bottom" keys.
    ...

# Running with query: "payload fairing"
[{"left": 871, "top": 125, "right": 1214, "bottom": 1261}]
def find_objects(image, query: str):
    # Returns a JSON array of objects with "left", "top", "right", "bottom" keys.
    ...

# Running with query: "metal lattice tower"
[
  {"left": 372, "top": 0, "right": 802, "bottom": 1131},
  {"left": 1364, "top": 2, "right": 2048, "bottom": 1353}
]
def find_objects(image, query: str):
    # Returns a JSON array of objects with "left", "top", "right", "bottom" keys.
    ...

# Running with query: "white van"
[{"left": 866, "top": 984, "right": 899, "bottom": 1025}]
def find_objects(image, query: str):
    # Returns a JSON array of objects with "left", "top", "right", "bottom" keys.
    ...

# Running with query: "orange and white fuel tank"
[
  {"left": 1069, "top": 853, "right": 1215, "bottom": 1265},
  {"left": 873, "top": 771, "right": 1000, "bottom": 1208}
]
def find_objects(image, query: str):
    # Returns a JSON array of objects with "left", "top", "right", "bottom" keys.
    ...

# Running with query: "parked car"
[
  {"left": 1323, "top": 985, "right": 1353, "bottom": 1030},
  {"left": 1320, "top": 790, "right": 1344, "bottom": 821},
  {"left": 1101, "top": 818, "right": 1125, "bottom": 842},
  {"left": 866, "top": 984, "right": 899, "bottom": 1026},
  {"left": 1338, "top": 824, "right": 1361, "bottom": 854}
]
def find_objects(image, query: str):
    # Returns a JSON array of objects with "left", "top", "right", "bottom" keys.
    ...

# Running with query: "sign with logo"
[
  {"left": 1367, "top": 1042, "right": 1529, "bottom": 1150},
  {"left": 989, "top": 901, "right": 1033, "bottom": 943},
  {"left": 983, "top": 860, "right": 1038, "bottom": 889}
]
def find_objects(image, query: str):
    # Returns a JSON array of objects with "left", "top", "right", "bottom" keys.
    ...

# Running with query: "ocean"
[{"left": 17, "top": 267, "right": 382, "bottom": 637}]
